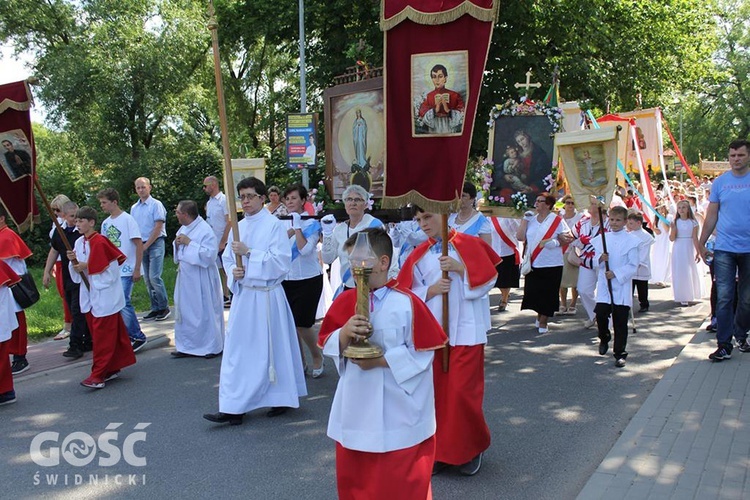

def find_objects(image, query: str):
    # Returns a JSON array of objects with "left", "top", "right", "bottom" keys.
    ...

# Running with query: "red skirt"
[
  {"left": 0, "top": 339, "right": 13, "bottom": 394},
  {"left": 54, "top": 261, "right": 72, "bottom": 323},
  {"left": 336, "top": 436, "right": 435, "bottom": 500},
  {"left": 85, "top": 313, "right": 136, "bottom": 381},
  {"left": 433, "top": 345, "right": 490, "bottom": 465},
  {"left": 9, "top": 311, "right": 27, "bottom": 356}
]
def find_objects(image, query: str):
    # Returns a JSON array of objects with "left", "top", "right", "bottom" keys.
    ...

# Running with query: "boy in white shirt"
[
  {"left": 318, "top": 228, "right": 447, "bottom": 499},
  {"left": 626, "top": 210, "right": 655, "bottom": 313},
  {"left": 592, "top": 206, "right": 640, "bottom": 367}
]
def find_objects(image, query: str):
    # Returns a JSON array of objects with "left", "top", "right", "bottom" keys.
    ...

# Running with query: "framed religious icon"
[
  {"left": 323, "top": 77, "right": 385, "bottom": 200},
  {"left": 555, "top": 127, "right": 619, "bottom": 208},
  {"left": 411, "top": 50, "right": 469, "bottom": 137},
  {"left": 0, "top": 129, "right": 33, "bottom": 182},
  {"left": 486, "top": 101, "right": 559, "bottom": 215}
]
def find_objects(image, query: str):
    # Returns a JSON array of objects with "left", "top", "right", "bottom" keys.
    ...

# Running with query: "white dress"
[
  {"left": 671, "top": 218, "right": 704, "bottom": 303},
  {"left": 650, "top": 218, "right": 672, "bottom": 285}
]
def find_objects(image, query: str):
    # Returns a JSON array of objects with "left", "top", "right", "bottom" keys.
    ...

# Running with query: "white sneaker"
[
  {"left": 54, "top": 329, "right": 70, "bottom": 340},
  {"left": 583, "top": 319, "right": 595, "bottom": 329},
  {"left": 538, "top": 326, "right": 548, "bottom": 334}
]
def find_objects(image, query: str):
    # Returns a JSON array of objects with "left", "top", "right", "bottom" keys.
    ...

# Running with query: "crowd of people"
[{"left": 1, "top": 138, "right": 748, "bottom": 499}]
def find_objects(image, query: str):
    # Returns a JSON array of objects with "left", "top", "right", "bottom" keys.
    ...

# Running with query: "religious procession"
[{"left": 1, "top": 1, "right": 749, "bottom": 499}]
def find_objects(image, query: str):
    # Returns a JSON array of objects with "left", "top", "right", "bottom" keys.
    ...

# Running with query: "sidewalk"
[
  {"left": 578, "top": 322, "right": 750, "bottom": 499},
  {"left": 14, "top": 317, "right": 173, "bottom": 383}
]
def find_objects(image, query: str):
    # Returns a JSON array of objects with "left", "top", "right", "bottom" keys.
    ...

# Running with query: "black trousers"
[
  {"left": 632, "top": 279, "right": 649, "bottom": 308},
  {"left": 64, "top": 284, "right": 92, "bottom": 350},
  {"left": 595, "top": 302, "right": 630, "bottom": 360}
]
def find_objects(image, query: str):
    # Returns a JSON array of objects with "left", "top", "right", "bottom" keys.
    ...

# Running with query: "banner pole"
[
  {"left": 208, "top": 2, "right": 242, "bottom": 268},
  {"left": 441, "top": 213, "right": 449, "bottom": 373}
]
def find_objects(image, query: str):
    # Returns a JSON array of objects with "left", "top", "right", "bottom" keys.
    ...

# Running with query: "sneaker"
[
  {"left": 104, "top": 371, "right": 119, "bottom": 382},
  {"left": 615, "top": 358, "right": 626, "bottom": 368},
  {"left": 53, "top": 329, "right": 70, "bottom": 340},
  {"left": 432, "top": 461, "right": 450, "bottom": 476},
  {"left": 708, "top": 346, "right": 732, "bottom": 361},
  {"left": 638, "top": 306, "right": 649, "bottom": 313},
  {"left": 583, "top": 319, "right": 595, "bottom": 329},
  {"left": 11, "top": 358, "right": 29, "bottom": 375},
  {"left": 142, "top": 310, "right": 159, "bottom": 321},
  {"left": 0, "top": 390, "right": 17, "bottom": 406},
  {"left": 459, "top": 453, "right": 483, "bottom": 476},
  {"left": 131, "top": 339, "right": 148, "bottom": 353},
  {"left": 154, "top": 308, "right": 171, "bottom": 321},
  {"left": 63, "top": 347, "right": 84, "bottom": 359},
  {"left": 737, "top": 339, "right": 750, "bottom": 353},
  {"left": 80, "top": 378, "right": 105, "bottom": 389}
]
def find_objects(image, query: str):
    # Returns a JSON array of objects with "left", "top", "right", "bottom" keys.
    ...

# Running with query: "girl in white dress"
[
  {"left": 650, "top": 204, "right": 672, "bottom": 286},
  {"left": 670, "top": 200, "right": 704, "bottom": 305}
]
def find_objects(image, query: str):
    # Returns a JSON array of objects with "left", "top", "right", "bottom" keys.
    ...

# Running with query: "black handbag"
[{"left": 11, "top": 273, "right": 40, "bottom": 309}]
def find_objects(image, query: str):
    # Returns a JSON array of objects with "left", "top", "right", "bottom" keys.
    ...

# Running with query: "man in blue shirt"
[
  {"left": 699, "top": 139, "right": 750, "bottom": 361},
  {"left": 131, "top": 177, "right": 170, "bottom": 321}
]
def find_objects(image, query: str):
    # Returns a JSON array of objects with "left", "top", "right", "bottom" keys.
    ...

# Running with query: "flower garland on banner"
[
  {"left": 310, "top": 179, "right": 343, "bottom": 214},
  {"left": 488, "top": 97, "right": 562, "bottom": 133}
]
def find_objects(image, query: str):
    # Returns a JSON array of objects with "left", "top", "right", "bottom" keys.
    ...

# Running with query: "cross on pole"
[{"left": 514, "top": 69, "right": 542, "bottom": 98}]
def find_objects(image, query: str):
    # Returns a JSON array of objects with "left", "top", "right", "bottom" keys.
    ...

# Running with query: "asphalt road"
[{"left": 1, "top": 284, "right": 709, "bottom": 499}]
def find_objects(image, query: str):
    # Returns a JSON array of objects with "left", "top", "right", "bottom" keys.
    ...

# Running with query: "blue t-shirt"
[{"left": 709, "top": 170, "right": 750, "bottom": 252}]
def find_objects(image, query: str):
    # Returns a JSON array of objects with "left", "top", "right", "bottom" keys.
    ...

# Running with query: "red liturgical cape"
[
  {"left": 84, "top": 232, "right": 125, "bottom": 275},
  {"left": 318, "top": 280, "right": 447, "bottom": 351},
  {"left": 0, "top": 226, "right": 32, "bottom": 260},
  {"left": 0, "top": 259, "right": 20, "bottom": 287},
  {"left": 398, "top": 230, "right": 501, "bottom": 290}
]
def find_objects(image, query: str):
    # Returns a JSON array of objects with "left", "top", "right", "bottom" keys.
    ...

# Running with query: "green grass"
[{"left": 24, "top": 259, "right": 177, "bottom": 343}]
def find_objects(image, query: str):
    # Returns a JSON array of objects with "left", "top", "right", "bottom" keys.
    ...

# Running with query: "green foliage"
[{"left": 24, "top": 261, "right": 177, "bottom": 342}]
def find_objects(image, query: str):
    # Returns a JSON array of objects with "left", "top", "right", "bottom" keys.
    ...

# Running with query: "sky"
[{"left": 1, "top": 44, "right": 47, "bottom": 123}]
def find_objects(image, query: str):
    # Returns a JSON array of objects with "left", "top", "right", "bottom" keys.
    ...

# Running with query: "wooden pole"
[
  {"left": 208, "top": 2, "right": 242, "bottom": 268},
  {"left": 33, "top": 177, "right": 89, "bottom": 289},
  {"left": 441, "top": 213, "right": 449, "bottom": 373},
  {"left": 597, "top": 206, "right": 614, "bottom": 312}
]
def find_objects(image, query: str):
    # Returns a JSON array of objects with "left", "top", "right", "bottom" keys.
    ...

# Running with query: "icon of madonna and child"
[{"left": 490, "top": 126, "right": 554, "bottom": 205}]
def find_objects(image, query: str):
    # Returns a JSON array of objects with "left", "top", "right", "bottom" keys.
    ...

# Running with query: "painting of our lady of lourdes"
[{"left": 412, "top": 51, "right": 468, "bottom": 137}]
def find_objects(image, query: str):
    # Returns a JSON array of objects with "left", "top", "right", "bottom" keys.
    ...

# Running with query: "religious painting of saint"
[
  {"left": 324, "top": 77, "right": 385, "bottom": 199},
  {"left": 573, "top": 146, "right": 607, "bottom": 187},
  {"left": 489, "top": 115, "right": 555, "bottom": 205},
  {"left": 0, "top": 130, "right": 33, "bottom": 182},
  {"left": 555, "top": 127, "right": 620, "bottom": 208},
  {"left": 411, "top": 51, "right": 468, "bottom": 137}
]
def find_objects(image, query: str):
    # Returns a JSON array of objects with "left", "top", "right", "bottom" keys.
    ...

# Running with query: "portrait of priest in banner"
[
  {"left": 412, "top": 51, "right": 468, "bottom": 137},
  {"left": 0, "top": 131, "right": 33, "bottom": 181}
]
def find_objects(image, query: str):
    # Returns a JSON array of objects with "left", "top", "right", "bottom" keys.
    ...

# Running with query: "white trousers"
[{"left": 577, "top": 267, "right": 597, "bottom": 321}]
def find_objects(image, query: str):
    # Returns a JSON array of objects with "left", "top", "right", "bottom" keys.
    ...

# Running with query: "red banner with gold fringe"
[
  {"left": 381, "top": 0, "right": 498, "bottom": 212},
  {"left": 0, "top": 81, "right": 38, "bottom": 232}
]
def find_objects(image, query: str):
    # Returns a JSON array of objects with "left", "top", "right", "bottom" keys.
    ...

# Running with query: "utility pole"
[{"left": 298, "top": 0, "right": 309, "bottom": 189}]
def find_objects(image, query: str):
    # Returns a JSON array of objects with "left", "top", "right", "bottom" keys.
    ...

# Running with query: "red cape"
[
  {"left": 85, "top": 232, "right": 126, "bottom": 275},
  {"left": 397, "top": 230, "right": 501, "bottom": 290},
  {"left": 0, "top": 226, "right": 32, "bottom": 260},
  {"left": 317, "top": 280, "right": 447, "bottom": 351},
  {"left": 0, "top": 260, "right": 20, "bottom": 287}
]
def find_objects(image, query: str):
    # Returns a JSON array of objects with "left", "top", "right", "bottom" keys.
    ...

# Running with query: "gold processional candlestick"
[{"left": 342, "top": 233, "right": 384, "bottom": 359}]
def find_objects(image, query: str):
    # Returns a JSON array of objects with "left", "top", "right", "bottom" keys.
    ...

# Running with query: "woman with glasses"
[
  {"left": 559, "top": 195, "right": 583, "bottom": 315},
  {"left": 47, "top": 194, "right": 73, "bottom": 340},
  {"left": 448, "top": 182, "right": 492, "bottom": 245},
  {"left": 517, "top": 193, "right": 573, "bottom": 333},
  {"left": 321, "top": 185, "right": 384, "bottom": 294}
]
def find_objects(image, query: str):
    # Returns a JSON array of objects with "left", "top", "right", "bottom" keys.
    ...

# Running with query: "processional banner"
[
  {"left": 381, "top": 0, "right": 499, "bottom": 211},
  {"left": 0, "top": 81, "right": 37, "bottom": 232},
  {"left": 555, "top": 127, "right": 619, "bottom": 209}
]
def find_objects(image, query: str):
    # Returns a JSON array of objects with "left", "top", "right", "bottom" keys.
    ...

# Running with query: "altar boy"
[
  {"left": 68, "top": 206, "right": 136, "bottom": 389},
  {"left": 0, "top": 260, "right": 20, "bottom": 405},
  {"left": 591, "top": 206, "right": 640, "bottom": 367},
  {"left": 318, "top": 228, "right": 447, "bottom": 499}
]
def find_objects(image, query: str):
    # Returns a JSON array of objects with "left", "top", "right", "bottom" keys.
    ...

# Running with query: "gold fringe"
[
  {"left": 381, "top": 191, "right": 460, "bottom": 214},
  {"left": 0, "top": 82, "right": 33, "bottom": 114},
  {"left": 381, "top": 2, "right": 499, "bottom": 31}
]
